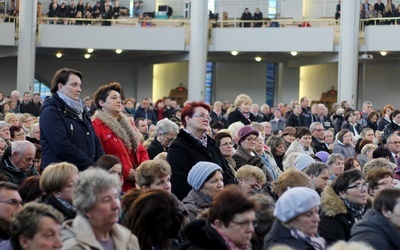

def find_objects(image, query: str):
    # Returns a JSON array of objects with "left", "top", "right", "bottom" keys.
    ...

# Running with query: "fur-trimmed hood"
[
  {"left": 93, "top": 110, "right": 138, "bottom": 150},
  {"left": 320, "top": 184, "right": 347, "bottom": 217}
]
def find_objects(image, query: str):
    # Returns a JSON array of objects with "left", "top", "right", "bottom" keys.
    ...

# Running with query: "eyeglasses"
[
  {"left": 231, "top": 220, "right": 257, "bottom": 230},
  {"left": 192, "top": 113, "right": 210, "bottom": 120},
  {"left": 0, "top": 199, "right": 23, "bottom": 207},
  {"left": 15, "top": 132, "right": 25, "bottom": 137},
  {"left": 220, "top": 142, "right": 234, "bottom": 147},
  {"left": 163, "top": 135, "right": 175, "bottom": 142},
  {"left": 347, "top": 182, "right": 369, "bottom": 191},
  {"left": 315, "top": 129, "right": 325, "bottom": 132},
  {"left": 245, "top": 137, "right": 258, "bottom": 142}
]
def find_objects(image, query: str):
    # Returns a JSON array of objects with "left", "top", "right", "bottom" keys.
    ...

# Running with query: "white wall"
[
  {"left": 153, "top": 62, "right": 188, "bottom": 101},
  {"left": 214, "top": 62, "right": 267, "bottom": 105},
  {"left": 278, "top": 62, "right": 300, "bottom": 104}
]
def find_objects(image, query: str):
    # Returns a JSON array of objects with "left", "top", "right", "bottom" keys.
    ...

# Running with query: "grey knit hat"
[
  {"left": 294, "top": 154, "right": 315, "bottom": 171},
  {"left": 187, "top": 161, "right": 222, "bottom": 191},
  {"left": 274, "top": 187, "right": 320, "bottom": 223}
]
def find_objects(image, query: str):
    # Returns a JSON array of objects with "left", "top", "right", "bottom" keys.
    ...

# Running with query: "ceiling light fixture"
[
  {"left": 291, "top": 51, "right": 298, "bottom": 56},
  {"left": 87, "top": 48, "right": 94, "bottom": 53},
  {"left": 56, "top": 52, "right": 62, "bottom": 58},
  {"left": 115, "top": 49, "right": 123, "bottom": 54},
  {"left": 84, "top": 54, "right": 91, "bottom": 59},
  {"left": 380, "top": 51, "right": 387, "bottom": 56},
  {"left": 255, "top": 56, "right": 262, "bottom": 62},
  {"left": 231, "top": 51, "right": 238, "bottom": 56}
]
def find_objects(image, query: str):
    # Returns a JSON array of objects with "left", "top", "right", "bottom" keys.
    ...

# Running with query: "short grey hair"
[
  {"left": 73, "top": 167, "right": 121, "bottom": 215},
  {"left": 155, "top": 118, "right": 179, "bottom": 135},
  {"left": 11, "top": 141, "right": 36, "bottom": 155},
  {"left": 326, "top": 153, "right": 344, "bottom": 168},
  {"left": 310, "top": 122, "right": 323, "bottom": 132}
]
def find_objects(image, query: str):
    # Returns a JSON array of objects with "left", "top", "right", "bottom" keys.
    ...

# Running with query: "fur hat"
[
  {"left": 294, "top": 154, "right": 315, "bottom": 171},
  {"left": 282, "top": 126, "right": 296, "bottom": 136},
  {"left": 237, "top": 125, "right": 259, "bottom": 145},
  {"left": 187, "top": 161, "right": 222, "bottom": 191},
  {"left": 274, "top": 187, "right": 320, "bottom": 223}
]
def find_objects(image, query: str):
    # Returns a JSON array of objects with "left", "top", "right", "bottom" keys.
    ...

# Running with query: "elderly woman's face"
[
  {"left": 219, "top": 137, "right": 234, "bottom": 157},
  {"left": 289, "top": 207, "right": 320, "bottom": 236},
  {"left": 340, "top": 178, "right": 368, "bottom": 205},
  {"left": 57, "top": 172, "right": 78, "bottom": 204},
  {"left": 275, "top": 143, "right": 286, "bottom": 156},
  {"left": 12, "top": 128, "right": 25, "bottom": 141},
  {"left": 324, "top": 131, "right": 334, "bottom": 144},
  {"left": 283, "top": 134, "right": 295, "bottom": 143},
  {"left": 331, "top": 158, "right": 344, "bottom": 176},
  {"left": 200, "top": 171, "right": 224, "bottom": 198},
  {"left": 7, "top": 115, "right": 19, "bottom": 126},
  {"left": 0, "top": 126, "right": 11, "bottom": 140},
  {"left": 86, "top": 187, "right": 120, "bottom": 227},
  {"left": 216, "top": 210, "right": 255, "bottom": 249},
  {"left": 20, "top": 216, "right": 62, "bottom": 250},
  {"left": 159, "top": 132, "right": 176, "bottom": 148},
  {"left": 237, "top": 176, "right": 262, "bottom": 196},
  {"left": 187, "top": 107, "right": 210, "bottom": 131},
  {"left": 342, "top": 132, "right": 352, "bottom": 145},
  {"left": 240, "top": 134, "right": 258, "bottom": 152}
]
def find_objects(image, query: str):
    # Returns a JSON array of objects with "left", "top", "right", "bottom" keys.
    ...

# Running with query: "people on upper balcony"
[
  {"left": 366, "top": 4, "right": 379, "bottom": 25},
  {"left": 253, "top": 8, "right": 263, "bottom": 27},
  {"left": 335, "top": 0, "right": 341, "bottom": 19},
  {"left": 241, "top": 8, "right": 253, "bottom": 27},
  {"left": 374, "top": 0, "right": 385, "bottom": 14},
  {"left": 101, "top": 4, "right": 113, "bottom": 26},
  {"left": 133, "top": 0, "right": 143, "bottom": 17}
]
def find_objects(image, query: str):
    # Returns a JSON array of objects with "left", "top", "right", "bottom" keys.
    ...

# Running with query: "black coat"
[
  {"left": 167, "top": 129, "right": 236, "bottom": 200},
  {"left": 146, "top": 138, "right": 165, "bottom": 160},
  {"left": 39, "top": 94, "right": 104, "bottom": 171},
  {"left": 332, "top": 115, "right": 345, "bottom": 134},
  {"left": 227, "top": 108, "right": 257, "bottom": 127},
  {"left": 382, "top": 121, "right": 400, "bottom": 143},
  {"left": 341, "top": 121, "right": 363, "bottom": 135},
  {"left": 285, "top": 113, "right": 304, "bottom": 128},
  {"left": 312, "top": 136, "right": 329, "bottom": 153},
  {"left": 181, "top": 219, "right": 228, "bottom": 250},
  {"left": 264, "top": 220, "right": 316, "bottom": 250},
  {"left": 377, "top": 117, "right": 390, "bottom": 131},
  {"left": 350, "top": 209, "right": 400, "bottom": 250}
]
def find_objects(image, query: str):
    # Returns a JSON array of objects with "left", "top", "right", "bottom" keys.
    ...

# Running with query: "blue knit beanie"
[
  {"left": 294, "top": 154, "right": 315, "bottom": 171},
  {"left": 274, "top": 187, "right": 320, "bottom": 223},
  {"left": 187, "top": 161, "right": 222, "bottom": 191}
]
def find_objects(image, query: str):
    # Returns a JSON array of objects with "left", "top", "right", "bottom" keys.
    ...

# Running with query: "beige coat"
[{"left": 61, "top": 214, "right": 140, "bottom": 250}]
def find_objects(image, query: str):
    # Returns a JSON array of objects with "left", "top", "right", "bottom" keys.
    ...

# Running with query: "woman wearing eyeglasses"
[
  {"left": 232, "top": 125, "right": 273, "bottom": 182},
  {"left": 350, "top": 188, "right": 400, "bottom": 250},
  {"left": 92, "top": 82, "right": 149, "bottom": 193},
  {"left": 146, "top": 118, "right": 179, "bottom": 159},
  {"left": 318, "top": 169, "right": 370, "bottom": 245},
  {"left": 181, "top": 185, "right": 255, "bottom": 250},
  {"left": 264, "top": 187, "right": 325, "bottom": 250},
  {"left": 214, "top": 132, "right": 236, "bottom": 176},
  {"left": 166, "top": 102, "right": 235, "bottom": 201}
]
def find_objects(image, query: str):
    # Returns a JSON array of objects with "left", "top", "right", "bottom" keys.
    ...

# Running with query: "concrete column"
[
  {"left": 337, "top": 0, "right": 359, "bottom": 107},
  {"left": 188, "top": 0, "right": 208, "bottom": 101},
  {"left": 17, "top": 0, "right": 37, "bottom": 93}
]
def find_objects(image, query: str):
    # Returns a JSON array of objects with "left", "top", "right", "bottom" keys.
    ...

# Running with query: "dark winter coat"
[
  {"left": 180, "top": 219, "right": 228, "bottom": 250},
  {"left": 40, "top": 94, "right": 104, "bottom": 171},
  {"left": 350, "top": 209, "right": 400, "bottom": 250},
  {"left": 318, "top": 184, "right": 359, "bottom": 245},
  {"left": 382, "top": 121, "right": 400, "bottom": 143},
  {"left": 167, "top": 129, "right": 236, "bottom": 200},
  {"left": 227, "top": 108, "right": 257, "bottom": 126},
  {"left": 133, "top": 106, "right": 157, "bottom": 125},
  {"left": 146, "top": 138, "right": 165, "bottom": 159},
  {"left": 312, "top": 136, "right": 330, "bottom": 153}
]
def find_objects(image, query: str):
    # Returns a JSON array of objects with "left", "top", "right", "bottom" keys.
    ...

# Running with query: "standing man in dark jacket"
[
  {"left": 134, "top": 97, "right": 158, "bottom": 125},
  {"left": 40, "top": 68, "right": 104, "bottom": 171},
  {"left": 286, "top": 103, "right": 304, "bottom": 128}
]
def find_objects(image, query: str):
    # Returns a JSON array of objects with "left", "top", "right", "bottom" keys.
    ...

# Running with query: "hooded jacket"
[
  {"left": 0, "top": 147, "right": 39, "bottom": 185},
  {"left": 350, "top": 209, "right": 400, "bottom": 250},
  {"left": 61, "top": 214, "right": 140, "bottom": 250},
  {"left": 332, "top": 140, "right": 355, "bottom": 159},
  {"left": 40, "top": 94, "right": 104, "bottom": 171},
  {"left": 182, "top": 189, "right": 211, "bottom": 222},
  {"left": 318, "top": 184, "right": 356, "bottom": 245}
]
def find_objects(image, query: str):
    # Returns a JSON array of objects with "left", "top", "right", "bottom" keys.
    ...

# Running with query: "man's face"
[
  {"left": 141, "top": 100, "right": 150, "bottom": 110},
  {"left": 12, "top": 146, "right": 36, "bottom": 172},
  {"left": 388, "top": 135, "right": 400, "bottom": 154},
  {"left": 293, "top": 105, "right": 302, "bottom": 115},
  {"left": 364, "top": 103, "right": 373, "bottom": 114},
  {"left": 312, "top": 125, "right": 325, "bottom": 140},
  {"left": 137, "top": 120, "right": 148, "bottom": 135},
  {"left": 318, "top": 105, "right": 325, "bottom": 116},
  {"left": 23, "top": 93, "right": 31, "bottom": 102},
  {"left": 33, "top": 95, "right": 41, "bottom": 104},
  {"left": 12, "top": 93, "right": 20, "bottom": 102},
  {"left": 0, "top": 188, "right": 22, "bottom": 227},
  {"left": 301, "top": 97, "right": 309, "bottom": 108}
]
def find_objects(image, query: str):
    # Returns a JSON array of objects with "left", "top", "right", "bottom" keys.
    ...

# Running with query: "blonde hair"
[
  {"left": 236, "top": 165, "right": 267, "bottom": 184},
  {"left": 327, "top": 241, "right": 374, "bottom": 250},
  {"left": 40, "top": 162, "right": 79, "bottom": 194},
  {"left": 233, "top": 94, "right": 252, "bottom": 109},
  {"left": 273, "top": 169, "right": 314, "bottom": 197}
]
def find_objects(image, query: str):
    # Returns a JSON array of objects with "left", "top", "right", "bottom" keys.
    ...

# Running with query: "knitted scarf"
[
  {"left": 343, "top": 198, "right": 365, "bottom": 220},
  {"left": 57, "top": 91, "right": 83, "bottom": 119}
]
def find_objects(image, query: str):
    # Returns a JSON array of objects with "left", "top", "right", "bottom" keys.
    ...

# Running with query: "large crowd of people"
[{"left": 1, "top": 67, "right": 400, "bottom": 249}]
